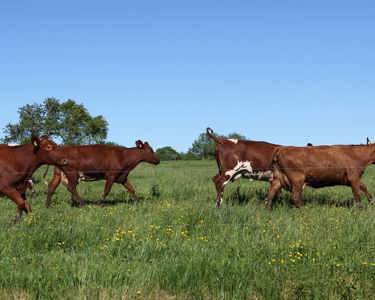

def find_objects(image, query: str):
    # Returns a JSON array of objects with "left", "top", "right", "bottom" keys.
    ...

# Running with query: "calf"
[
  {"left": 0, "top": 136, "right": 67, "bottom": 222},
  {"left": 267, "top": 144, "right": 375, "bottom": 209},
  {"left": 207, "top": 128, "right": 279, "bottom": 207},
  {"left": 45, "top": 140, "right": 160, "bottom": 207}
]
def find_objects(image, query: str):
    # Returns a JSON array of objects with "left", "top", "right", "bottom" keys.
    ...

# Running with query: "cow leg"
[
  {"left": 350, "top": 180, "right": 364, "bottom": 209},
  {"left": 101, "top": 175, "right": 116, "bottom": 202},
  {"left": 212, "top": 173, "right": 228, "bottom": 208},
  {"left": 266, "top": 179, "right": 282, "bottom": 210},
  {"left": 359, "top": 182, "right": 373, "bottom": 204},
  {"left": 291, "top": 186, "right": 303, "bottom": 208},
  {"left": 1, "top": 186, "right": 31, "bottom": 223},
  {"left": 123, "top": 180, "right": 139, "bottom": 201},
  {"left": 65, "top": 172, "right": 85, "bottom": 207},
  {"left": 287, "top": 173, "right": 305, "bottom": 208},
  {"left": 46, "top": 171, "right": 62, "bottom": 208}
]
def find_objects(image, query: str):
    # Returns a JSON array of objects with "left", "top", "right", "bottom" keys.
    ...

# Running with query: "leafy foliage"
[
  {"left": 188, "top": 130, "right": 246, "bottom": 159},
  {"left": 2, "top": 98, "right": 108, "bottom": 144},
  {"left": 156, "top": 146, "right": 181, "bottom": 161}
]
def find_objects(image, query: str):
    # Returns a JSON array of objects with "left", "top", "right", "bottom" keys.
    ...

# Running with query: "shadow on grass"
[
  {"left": 80, "top": 197, "right": 143, "bottom": 207},
  {"left": 303, "top": 193, "right": 355, "bottom": 208},
  {"left": 227, "top": 186, "right": 356, "bottom": 208}
]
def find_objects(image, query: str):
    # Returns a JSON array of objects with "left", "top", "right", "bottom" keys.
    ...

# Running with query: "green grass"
[{"left": 1, "top": 161, "right": 375, "bottom": 300}]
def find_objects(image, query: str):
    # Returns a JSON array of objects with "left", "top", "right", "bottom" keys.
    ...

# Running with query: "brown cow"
[
  {"left": 45, "top": 140, "right": 160, "bottom": 207},
  {"left": 267, "top": 144, "right": 375, "bottom": 209},
  {"left": 207, "top": 128, "right": 279, "bottom": 208},
  {"left": 0, "top": 136, "right": 67, "bottom": 222}
]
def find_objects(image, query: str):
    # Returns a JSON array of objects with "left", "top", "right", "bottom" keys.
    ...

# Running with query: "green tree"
[
  {"left": 227, "top": 132, "right": 246, "bottom": 140},
  {"left": 2, "top": 98, "right": 108, "bottom": 144},
  {"left": 156, "top": 146, "right": 181, "bottom": 161},
  {"left": 180, "top": 151, "right": 200, "bottom": 160},
  {"left": 188, "top": 131, "right": 246, "bottom": 159},
  {"left": 189, "top": 133, "right": 216, "bottom": 159}
]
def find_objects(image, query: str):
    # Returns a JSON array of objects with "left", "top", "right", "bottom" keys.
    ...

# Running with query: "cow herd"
[
  {"left": 0, "top": 128, "right": 374, "bottom": 223},
  {"left": 207, "top": 128, "right": 375, "bottom": 209},
  {"left": 0, "top": 137, "right": 159, "bottom": 222}
]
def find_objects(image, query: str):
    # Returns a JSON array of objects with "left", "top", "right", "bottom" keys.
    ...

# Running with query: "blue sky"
[{"left": 1, "top": 1, "right": 374, "bottom": 151}]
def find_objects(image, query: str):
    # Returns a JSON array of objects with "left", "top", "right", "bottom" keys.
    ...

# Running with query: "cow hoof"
[
  {"left": 11, "top": 217, "right": 21, "bottom": 225},
  {"left": 71, "top": 201, "right": 85, "bottom": 208}
]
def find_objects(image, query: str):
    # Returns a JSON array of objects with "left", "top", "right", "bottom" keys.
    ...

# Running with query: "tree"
[
  {"left": 156, "top": 146, "right": 181, "bottom": 161},
  {"left": 2, "top": 98, "right": 108, "bottom": 144},
  {"left": 188, "top": 130, "right": 246, "bottom": 159},
  {"left": 189, "top": 132, "right": 216, "bottom": 159},
  {"left": 227, "top": 132, "right": 246, "bottom": 140}
]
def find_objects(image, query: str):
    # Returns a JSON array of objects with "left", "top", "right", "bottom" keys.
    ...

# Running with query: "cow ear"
[
  {"left": 31, "top": 136, "right": 41, "bottom": 152},
  {"left": 135, "top": 140, "right": 144, "bottom": 149}
]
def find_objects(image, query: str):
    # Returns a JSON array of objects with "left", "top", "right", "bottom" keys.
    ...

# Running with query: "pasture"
[{"left": 1, "top": 161, "right": 375, "bottom": 300}]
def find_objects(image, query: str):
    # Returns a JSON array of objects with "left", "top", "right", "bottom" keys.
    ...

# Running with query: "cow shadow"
[
  {"left": 82, "top": 198, "right": 140, "bottom": 207},
  {"left": 227, "top": 186, "right": 355, "bottom": 208},
  {"left": 303, "top": 193, "right": 354, "bottom": 208},
  {"left": 228, "top": 187, "right": 283, "bottom": 206},
  {"left": 72, "top": 197, "right": 145, "bottom": 207}
]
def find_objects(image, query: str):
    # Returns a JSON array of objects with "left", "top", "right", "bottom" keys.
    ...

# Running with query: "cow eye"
[{"left": 46, "top": 145, "right": 53, "bottom": 151}]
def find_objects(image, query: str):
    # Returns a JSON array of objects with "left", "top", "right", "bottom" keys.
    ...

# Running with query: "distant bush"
[
  {"left": 156, "top": 146, "right": 181, "bottom": 161},
  {"left": 180, "top": 151, "right": 201, "bottom": 161},
  {"left": 188, "top": 130, "right": 246, "bottom": 159}
]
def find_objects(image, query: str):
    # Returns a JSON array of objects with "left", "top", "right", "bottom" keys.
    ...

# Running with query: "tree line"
[{"left": 2, "top": 98, "right": 245, "bottom": 160}]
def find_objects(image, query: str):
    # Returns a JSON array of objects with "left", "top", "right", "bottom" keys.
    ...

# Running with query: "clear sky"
[{"left": 1, "top": 1, "right": 374, "bottom": 151}]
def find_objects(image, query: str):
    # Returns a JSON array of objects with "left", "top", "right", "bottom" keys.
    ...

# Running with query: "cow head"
[
  {"left": 136, "top": 140, "right": 160, "bottom": 165},
  {"left": 31, "top": 136, "right": 68, "bottom": 166}
]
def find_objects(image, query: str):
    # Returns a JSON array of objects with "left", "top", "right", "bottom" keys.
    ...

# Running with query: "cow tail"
[
  {"left": 42, "top": 165, "right": 50, "bottom": 185},
  {"left": 206, "top": 127, "right": 223, "bottom": 144},
  {"left": 271, "top": 147, "right": 291, "bottom": 189},
  {"left": 272, "top": 147, "right": 281, "bottom": 164}
]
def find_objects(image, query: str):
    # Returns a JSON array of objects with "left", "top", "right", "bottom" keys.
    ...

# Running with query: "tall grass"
[{"left": 0, "top": 161, "right": 374, "bottom": 299}]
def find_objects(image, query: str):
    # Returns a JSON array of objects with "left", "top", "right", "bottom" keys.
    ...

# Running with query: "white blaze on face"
[
  {"left": 227, "top": 139, "right": 239, "bottom": 144},
  {"left": 224, "top": 161, "right": 253, "bottom": 185}
]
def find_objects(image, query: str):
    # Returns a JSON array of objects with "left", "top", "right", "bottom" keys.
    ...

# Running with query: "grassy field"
[{"left": 1, "top": 161, "right": 375, "bottom": 300}]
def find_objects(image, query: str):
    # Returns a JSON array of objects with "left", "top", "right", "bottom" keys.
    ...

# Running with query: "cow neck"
[
  {"left": 355, "top": 144, "right": 375, "bottom": 166},
  {"left": 15, "top": 143, "right": 43, "bottom": 176},
  {"left": 369, "top": 144, "right": 375, "bottom": 164},
  {"left": 124, "top": 147, "right": 144, "bottom": 170}
]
